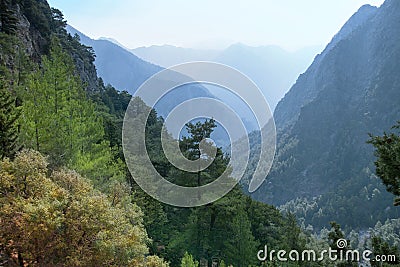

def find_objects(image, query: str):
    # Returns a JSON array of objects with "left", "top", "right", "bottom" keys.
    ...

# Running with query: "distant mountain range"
[
  {"left": 133, "top": 43, "right": 322, "bottom": 110},
  {"left": 132, "top": 45, "right": 220, "bottom": 67},
  {"left": 67, "top": 25, "right": 162, "bottom": 94},
  {"left": 247, "top": 1, "right": 400, "bottom": 229},
  {"left": 67, "top": 26, "right": 320, "bottom": 137},
  {"left": 65, "top": 0, "right": 400, "bottom": 231},
  {"left": 66, "top": 26, "right": 217, "bottom": 124},
  {"left": 67, "top": 26, "right": 259, "bottom": 145}
]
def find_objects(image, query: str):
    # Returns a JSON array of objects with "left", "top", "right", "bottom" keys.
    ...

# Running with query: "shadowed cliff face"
[
  {"left": 248, "top": 0, "right": 400, "bottom": 228},
  {"left": 0, "top": 0, "right": 100, "bottom": 92},
  {"left": 273, "top": 4, "right": 379, "bottom": 131},
  {"left": 0, "top": 0, "right": 51, "bottom": 62}
]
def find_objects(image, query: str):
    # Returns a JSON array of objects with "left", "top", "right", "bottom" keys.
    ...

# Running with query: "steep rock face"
[
  {"left": 251, "top": 0, "right": 400, "bottom": 228},
  {"left": 0, "top": 0, "right": 100, "bottom": 92},
  {"left": 274, "top": 4, "right": 378, "bottom": 130},
  {"left": 67, "top": 43, "right": 99, "bottom": 92},
  {"left": 0, "top": 0, "right": 51, "bottom": 63}
]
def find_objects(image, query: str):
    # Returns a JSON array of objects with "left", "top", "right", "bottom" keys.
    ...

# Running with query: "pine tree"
[
  {"left": 371, "top": 236, "right": 399, "bottom": 266},
  {"left": 19, "top": 39, "right": 121, "bottom": 183},
  {"left": 368, "top": 122, "right": 400, "bottom": 205},
  {"left": 223, "top": 207, "right": 258, "bottom": 267},
  {"left": 327, "top": 222, "right": 347, "bottom": 250},
  {"left": 327, "top": 222, "right": 356, "bottom": 267},
  {"left": 178, "top": 118, "right": 217, "bottom": 188},
  {"left": 170, "top": 121, "right": 258, "bottom": 266},
  {"left": 181, "top": 252, "right": 199, "bottom": 267},
  {"left": 284, "top": 212, "right": 306, "bottom": 252},
  {"left": 0, "top": 82, "right": 20, "bottom": 159},
  {"left": 0, "top": 0, "right": 18, "bottom": 34}
]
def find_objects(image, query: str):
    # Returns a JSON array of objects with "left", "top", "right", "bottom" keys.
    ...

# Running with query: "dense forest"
[
  {"left": 248, "top": 0, "right": 400, "bottom": 232},
  {"left": 0, "top": 0, "right": 399, "bottom": 266}
]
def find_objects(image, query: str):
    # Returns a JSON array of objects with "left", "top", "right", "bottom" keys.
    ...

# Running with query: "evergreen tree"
[
  {"left": 327, "top": 222, "right": 356, "bottom": 267},
  {"left": 0, "top": 81, "right": 20, "bottom": 159},
  {"left": 368, "top": 122, "right": 400, "bottom": 205},
  {"left": 371, "top": 236, "right": 399, "bottom": 266},
  {"left": 0, "top": 0, "right": 18, "bottom": 34},
  {"left": 19, "top": 39, "right": 122, "bottom": 184},
  {"left": 178, "top": 118, "right": 218, "bottom": 187},
  {"left": 181, "top": 252, "right": 199, "bottom": 267},
  {"left": 170, "top": 121, "right": 258, "bottom": 266},
  {"left": 327, "top": 222, "right": 347, "bottom": 250},
  {"left": 284, "top": 213, "right": 306, "bottom": 251},
  {"left": 223, "top": 207, "right": 258, "bottom": 267}
]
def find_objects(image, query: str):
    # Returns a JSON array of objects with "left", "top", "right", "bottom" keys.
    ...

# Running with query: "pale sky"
[{"left": 47, "top": 0, "right": 385, "bottom": 50}]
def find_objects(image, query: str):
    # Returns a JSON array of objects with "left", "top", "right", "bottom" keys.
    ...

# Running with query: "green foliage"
[
  {"left": 181, "top": 119, "right": 217, "bottom": 161},
  {"left": 0, "top": 81, "right": 20, "bottom": 159},
  {"left": 327, "top": 222, "right": 347, "bottom": 250},
  {"left": 283, "top": 213, "right": 306, "bottom": 252},
  {"left": 133, "top": 117, "right": 304, "bottom": 266},
  {"left": 145, "top": 255, "right": 170, "bottom": 267},
  {"left": 0, "top": 4, "right": 313, "bottom": 266},
  {"left": 368, "top": 121, "right": 400, "bottom": 204},
  {"left": 17, "top": 39, "right": 122, "bottom": 185},
  {"left": 50, "top": 7, "right": 67, "bottom": 35},
  {"left": 370, "top": 219, "right": 400, "bottom": 248},
  {"left": 171, "top": 118, "right": 229, "bottom": 187},
  {"left": 277, "top": 166, "right": 399, "bottom": 229},
  {"left": 20, "top": 40, "right": 81, "bottom": 157},
  {"left": 0, "top": 0, "right": 19, "bottom": 34},
  {"left": 0, "top": 150, "right": 151, "bottom": 266},
  {"left": 223, "top": 206, "right": 258, "bottom": 267},
  {"left": 92, "top": 85, "right": 132, "bottom": 158},
  {"left": 326, "top": 222, "right": 357, "bottom": 267},
  {"left": 181, "top": 252, "right": 198, "bottom": 267},
  {"left": 371, "top": 236, "right": 400, "bottom": 266}
]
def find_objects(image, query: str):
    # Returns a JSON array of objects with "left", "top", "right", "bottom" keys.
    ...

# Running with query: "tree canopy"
[{"left": 368, "top": 121, "right": 400, "bottom": 205}]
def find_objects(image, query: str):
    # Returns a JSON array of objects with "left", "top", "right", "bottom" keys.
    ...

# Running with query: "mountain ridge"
[
  {"left": 274, "top": 3, "right": 379, "bottom": 130},
  {"left": 250, "top": 0, "right": 400, "bottom": 229},
  {"left": 66, "top": 25, "right": 163, "bottom": 94}
]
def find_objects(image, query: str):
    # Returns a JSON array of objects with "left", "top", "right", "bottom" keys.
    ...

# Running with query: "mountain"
[
  {"left": 215, "top": 43, "right": 322, "bottom": 111},
  {"left": 250, "top": 1, "right": 400, "bottom": 229},
  {"left": 68, "top": 30, "right": 274, "bottom": 139},
  {"left": 67, "top": 25, "right": 162, "bottom": 94},
  {"left": 66, "top": 26, "right": 217, "bottom": 121},
  {"left": 132, "top": 45, "right": 220, "bottom": 67},
  {"left": 68, "top": 27, "right": 257, "bottom": 146},
  {"left": 133, "top": 44, "right": 321, "bottom": 110},
  {"left": 98, "top": 36, "right": 129, "bottom": 49},
  {"left": 274, "top": 4, "right": 379, "bottom": 130}
]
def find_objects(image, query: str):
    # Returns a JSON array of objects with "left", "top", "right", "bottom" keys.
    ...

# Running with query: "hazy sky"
[{"left": 47, "top": 0, "right": 385, "bottom": 50}]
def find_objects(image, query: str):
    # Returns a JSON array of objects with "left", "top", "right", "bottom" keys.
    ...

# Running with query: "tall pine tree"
[
  {"left": 19, "top": 39, "right": 122, "bottom": 184},
  {"left": 0, "top": 81, "right": 20, "bottom": 159}
]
